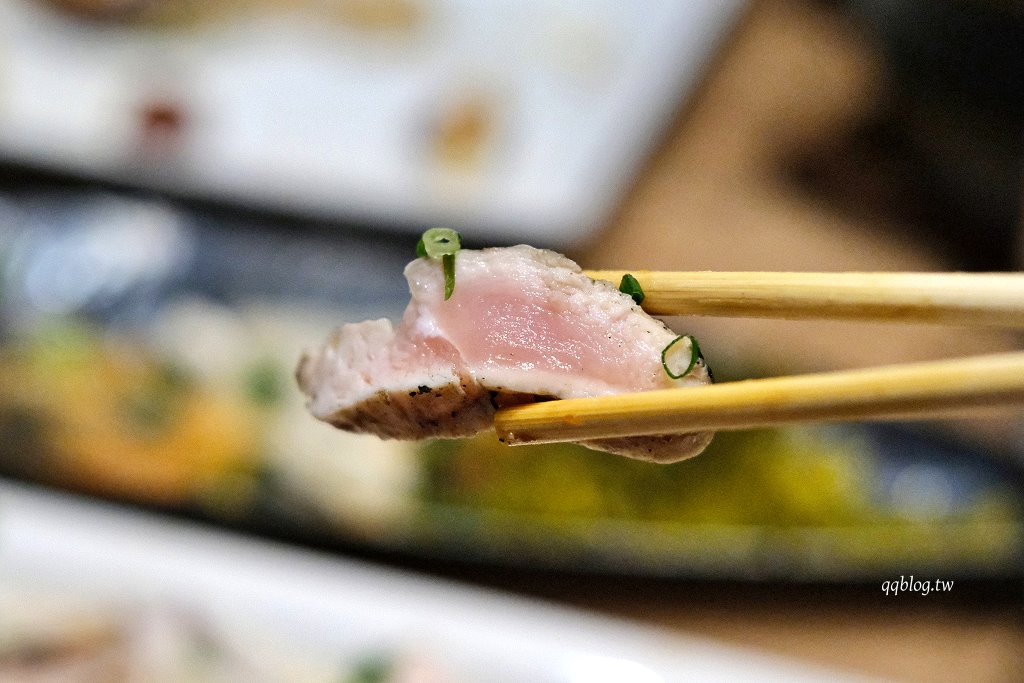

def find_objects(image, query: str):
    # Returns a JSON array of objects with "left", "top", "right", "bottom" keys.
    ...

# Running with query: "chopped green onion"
[
  {"left": 416, "top": 228, "right": 461, "bottom": 259},
  {"left": 661, "top": 334, "right": 701, "bottom": 379},
  {"left": 442, "top": 253, "right": 456, "bottom": 300},
  {"left": 416, "top": 228, "right": 462, "bottom": 300},
  {"left": 618, "top": 273, "right": 645, "bottom": 304}
]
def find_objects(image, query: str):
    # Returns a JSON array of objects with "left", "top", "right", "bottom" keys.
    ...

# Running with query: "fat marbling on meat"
[{"left": 296, "top": 245, "right": 713, "bottom": 462}]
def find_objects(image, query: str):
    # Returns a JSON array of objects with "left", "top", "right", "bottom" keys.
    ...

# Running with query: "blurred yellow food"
[{"left": 0, "top": 321, "right": 262, "bottom": 508}]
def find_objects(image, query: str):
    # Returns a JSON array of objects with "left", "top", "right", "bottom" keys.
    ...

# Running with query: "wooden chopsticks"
[
  {"left": 494, "top": 351, "right": 1024, "bottom": 445},
  {"left": 584, "top": 271, "right": 1024, "bottom": 327},
  {"left": 493, "top": 271, "right": 1024, "bottom": 446}
]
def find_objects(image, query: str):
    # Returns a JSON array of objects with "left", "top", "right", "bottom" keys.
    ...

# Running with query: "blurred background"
[{"left": 0, "top": 0, "right": 1023, "bottom": 680}]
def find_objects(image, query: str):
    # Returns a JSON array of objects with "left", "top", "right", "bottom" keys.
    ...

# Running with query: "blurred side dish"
[
  {"left": 0, "top": 303, "right": 420, "bottom": 529},
  {"left": 0, "top": 320, "right": 262, "bottom": 507},
  {"left": 0, "top": 192, "right": 1018, "bottom": 579},
  {"left": 0, "top": 298, "right": 1019, "bottom": 578}
]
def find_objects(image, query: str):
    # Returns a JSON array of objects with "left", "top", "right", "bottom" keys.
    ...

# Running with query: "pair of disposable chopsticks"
[{"left": 493, "top": 271, "right": 1024, "bottom": 446}]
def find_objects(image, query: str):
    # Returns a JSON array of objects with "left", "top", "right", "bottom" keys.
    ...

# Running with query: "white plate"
[
  {"left": 0, "top": 0, "right": 744, "bottom": 245},
  {"left": 0, "top": 480, "right": 876, "bottom": 682}
]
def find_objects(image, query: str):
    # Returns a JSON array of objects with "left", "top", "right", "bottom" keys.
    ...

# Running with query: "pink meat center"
[{"left": 429, "top": 285, "right": 656, "bottom": 392}]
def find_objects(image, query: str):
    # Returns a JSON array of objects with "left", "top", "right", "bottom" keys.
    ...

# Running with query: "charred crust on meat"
[{"left": 584, "top": 430, "right": 715, "bottom": 463}]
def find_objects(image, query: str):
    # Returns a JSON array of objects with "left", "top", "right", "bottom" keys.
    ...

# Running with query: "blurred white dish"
[
  {"left": 0, "top": 0, "right": 744, "bottom": 245},
  {"left": 0, "top": 480, "right": 876, "bottom": 682}
]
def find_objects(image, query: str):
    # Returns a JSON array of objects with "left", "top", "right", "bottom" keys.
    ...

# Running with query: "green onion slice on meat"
[
  {"left": 661, "top": 334, "right": 701, "bottom": 379},
  {"left": 617, "top": 273, "right": 645, "bottom": 304},
  {"left": 416, "top": 228, "right": 462, "bottom": 300}
]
